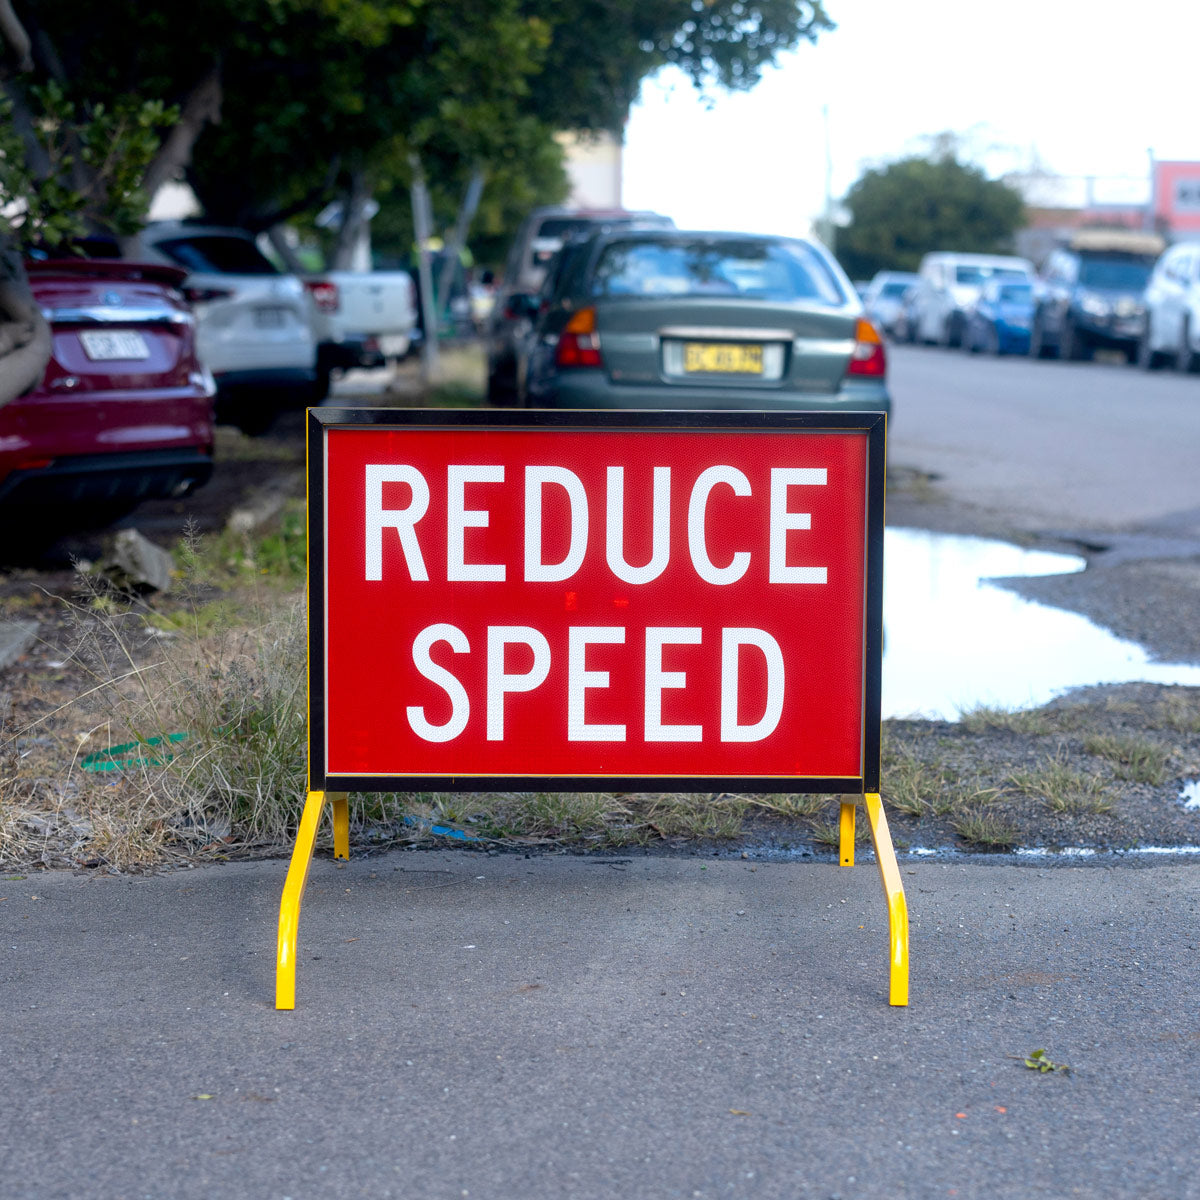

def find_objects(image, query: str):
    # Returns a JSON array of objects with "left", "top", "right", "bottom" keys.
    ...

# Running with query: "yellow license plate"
[{"left": 684, "top": 342, "right": 764, "bottom": 374}]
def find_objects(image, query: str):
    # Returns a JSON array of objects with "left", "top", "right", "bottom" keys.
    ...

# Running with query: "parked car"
[
  {"left": 486, "top": 206, "right": 674, "bottom": 405},
  {"left": 0, "top": 258, "right": 214, "bottom": 523},
  {"left": 131, "top": 221, "right": 316, "bottom": 430},
  {"left": 863, "top": 271, "right": 919, "bottom": 337},
  {"left": 1139, "top": 239, "right": 1200, "bottom": 371},
  {"left": 1030, "top": 230, "right": 1163, "bottom": 362},
  {"left": 516, "top": 228, "right": 890, "bottom": 418},
  {"left": 963, "top": 277, "right": 1036, "bottom": 355},
  {"left": 302, "top": 268, "right": 419, "bottom": 398},
  {"left": 909, "top": 252, "right": 1035, "bottom": 347},
  {"left": 891, "top": 284, "right": 922, "bottom": 343}
]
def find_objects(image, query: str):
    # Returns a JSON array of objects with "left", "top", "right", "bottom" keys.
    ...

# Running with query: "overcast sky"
[{"left": 622, "top": 0, "right": 1200, "bottom": 237}]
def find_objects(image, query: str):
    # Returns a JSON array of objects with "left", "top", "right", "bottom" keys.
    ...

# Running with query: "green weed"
[{"left": 952, "top": 809, "right": 1020, "bottom": 849}]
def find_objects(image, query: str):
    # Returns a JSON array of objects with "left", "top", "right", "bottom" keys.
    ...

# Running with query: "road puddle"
[{"left": 883, "top": 528, "right": 1200, "bottom": 720}]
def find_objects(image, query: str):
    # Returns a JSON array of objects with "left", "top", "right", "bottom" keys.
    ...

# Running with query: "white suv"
[
  {"left": 134, "top": 222, "right": 317, "bottom": 430},
  {"left": 1139, "top": 241, "right": 1200, "bottom": 372},
  {"left": 910, "top": 252, "right": 1035, "bottom": 347}
]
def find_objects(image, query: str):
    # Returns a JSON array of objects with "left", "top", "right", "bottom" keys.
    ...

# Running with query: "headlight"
[{"left": 1078, "top": 292, "right": 1111, "bottom": 318}]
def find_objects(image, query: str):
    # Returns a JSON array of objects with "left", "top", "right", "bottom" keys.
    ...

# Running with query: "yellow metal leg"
[
  {"left": 838, "top": 801, "right": 856, "bottom": 867},
  {"left": 330, "top": 791, "right": 350, "bottom": 860},
  {"left": 276, "top": 789, "right": 328, "bottom": 1011},
  {"left": 863, "top": 792, "right": 910, "bottom": 1006}
]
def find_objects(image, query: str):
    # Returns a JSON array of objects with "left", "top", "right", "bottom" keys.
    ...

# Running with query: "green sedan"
[{"left": 517, "top": 229, "right": 891, "bottom": 417}]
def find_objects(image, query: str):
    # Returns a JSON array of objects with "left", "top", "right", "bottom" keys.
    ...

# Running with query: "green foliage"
[
  {"left": 0, "top": 82, "right": 178, "bottom": 251},
  {"left": 13, "top": 0, "right": 834, "bottom": 264},
  {"left": 1020, "top": 1048, "right": 1071, "bottom": 1074},
  {"left": 837, "top": 147, "right": 1026, "bottom": 279}
]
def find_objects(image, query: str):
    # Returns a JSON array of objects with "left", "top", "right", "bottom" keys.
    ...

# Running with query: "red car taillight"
[
  {"left": 847, "top": 316, "right": 887, "bottom": 377},
  {"left": 183, "top": 286, "right": 235, "bottom": 304},
  {"left": 555, "top": 307, "right": 602, "bottom": 368},
  {"left": 304, "top": 279, "right": 340, "bottom": 313}
]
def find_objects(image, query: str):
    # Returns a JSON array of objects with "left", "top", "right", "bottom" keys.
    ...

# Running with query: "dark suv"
[
  {"left": 1030, "top": 231, "right": 1165, "bottom": 361},
  {"left": 485, "top": 206, "right": 673, "bottom": 405}
]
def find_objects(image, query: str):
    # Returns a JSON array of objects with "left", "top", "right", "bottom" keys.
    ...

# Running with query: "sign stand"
[
  {"left": 276, "top": 789, "right": 909, "bottom": 1010},
  {"left": 277, "top": 408, "right": 908, "bottom": 1010}
]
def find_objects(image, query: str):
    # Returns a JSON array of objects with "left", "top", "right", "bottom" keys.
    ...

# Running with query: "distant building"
[
  {"left": 1151, "top": 161, "right": 1200, "bottom": 236},
  {"left": 1007, "top": 162, "right": 1200, "bottom": 267},
  {"left": 556, "top": 131, "right": 623, "bottom": 209}
]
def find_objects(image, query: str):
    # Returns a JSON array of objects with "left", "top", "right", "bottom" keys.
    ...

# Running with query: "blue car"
[{"left": 963, "top": 278, "right": 1035, "bottom": 355}]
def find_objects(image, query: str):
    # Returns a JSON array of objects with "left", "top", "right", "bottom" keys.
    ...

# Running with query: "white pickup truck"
[{"left": 303, "top": 270, "right": 420, "bottom": 397}]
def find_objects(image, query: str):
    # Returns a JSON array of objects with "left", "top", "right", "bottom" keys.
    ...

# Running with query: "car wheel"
[
  {"left": 1029, "top": 317, "right": 1053, "bottom": 359},
  {"left": 1138, "top": 328, "right": 1166, "bottom": 370},
  {"left": 308, "top": 363, "right": 333, "bottom": 405},
  {"left": 1179, "top": 318, "right": 1200, "bottom": 373},
  {"left": 1060, "top": 319, "right": 1090, "bottom": 362},
  {"left": 486, "top": 367, "right": 518, "bottom": 407}
]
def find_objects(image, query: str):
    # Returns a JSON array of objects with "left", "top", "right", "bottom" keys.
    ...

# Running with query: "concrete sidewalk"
[{"left": 3, "top": 850, "right": 1199, "bottom": 1199}]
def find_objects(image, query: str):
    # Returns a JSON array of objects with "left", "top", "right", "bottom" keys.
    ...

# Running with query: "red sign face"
[{"left": 313, "top": 413, "right": 882, "bottom": 789}]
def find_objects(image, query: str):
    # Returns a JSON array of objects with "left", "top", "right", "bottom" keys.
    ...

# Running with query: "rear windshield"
[
  {"left": 536, "top": 218, "right": 606, "bottom": 241},
  {"left": 955, "top": 264, "right": 1028, "bottom": 285},
  {"left": 590, "top": 238, "right": 846, "bottom": 305},
  {"left": 879, "top": 281, "right": 911, "bottom": 298},
  {"left": 153, "top": 235, "right": 278, "bottom": 275},
  {"left": 998, "top": 284, "right": 1033, "bottom": 303},
  {"left": 1077, "top": 256, "right": 1155, "bottom": 291}
]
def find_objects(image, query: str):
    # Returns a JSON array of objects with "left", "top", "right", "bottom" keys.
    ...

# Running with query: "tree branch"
[{"left": 0, "top": 0, "right": 33, "bottom": 74}]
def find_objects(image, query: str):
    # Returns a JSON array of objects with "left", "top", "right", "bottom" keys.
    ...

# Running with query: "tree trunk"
[
  {"left": 142, "top": 65, "right": 222, "bottom": 207},
  {"left": 0, "top": 241, "right": 51, "bottom": 409},
  {"left": 435, "top": 168, "right": 485, "bottom": 323},
  {"left": 330, "top": 167, "right": 372, "bottom": 271},
  {"left": 0, "top": 5, "right": 50, "bottom": 407}
]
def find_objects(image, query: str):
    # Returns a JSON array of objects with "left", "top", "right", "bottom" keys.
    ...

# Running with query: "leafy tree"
[
  {"left": 837, "top": 148, "right": 1026, "bottom": 280},
  {"left": 0, "top": 0, "right": 836, "bottom": 401}
]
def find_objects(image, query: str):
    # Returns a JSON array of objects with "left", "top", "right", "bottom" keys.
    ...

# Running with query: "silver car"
[{"left": 519, "top": 229, "right": 891, "bottom": 417}]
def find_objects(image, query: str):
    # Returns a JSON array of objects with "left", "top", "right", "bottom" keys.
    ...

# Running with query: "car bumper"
[
  {"left": 214, "top": 367, "right": 316, "bottom": 392},
  {"left": 1072, "top": 313, "right": 1143, "bottom": 347},
  {"left": 530, "top": 373, "right": 891, "bottom": 416},
  {"left": 0, "top": 448, "right": 214, "bottom": 508}
]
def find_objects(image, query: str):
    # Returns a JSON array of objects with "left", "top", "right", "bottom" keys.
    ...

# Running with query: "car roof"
[
  {"left": 582, "top": 228, "right": 816, "bottom": 246},
  {"left": 923, "top": 252, "right": 1031, "bottom": 265}
]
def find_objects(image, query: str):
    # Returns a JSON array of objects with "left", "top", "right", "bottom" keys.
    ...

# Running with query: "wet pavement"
[{"left": 883, "top": 527, "right": 1200, "bottom": 719}]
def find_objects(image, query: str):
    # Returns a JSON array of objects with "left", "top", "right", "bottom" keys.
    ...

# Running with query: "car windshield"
[
  {"left": 880, "top": 281, "right": 911, "bottom": 298},
  {"left": 956, "top": 264, "right": 1027, "bottom": 284},
  {"left": 1077, "top": 256, "right": 1154, "bottom": 291},
  {"left": 998, "top": 284, "right": 1033, "bottom": 303},
  {"left": 154, "top": 235, "right": 278, "bottom": 275},
  {"left": 590, "top": 238, "right": 846, "bottom": 304}
]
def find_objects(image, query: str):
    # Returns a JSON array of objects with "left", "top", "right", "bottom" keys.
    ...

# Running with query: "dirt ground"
[{"left": 4, "top": 377, "right": 1200, "bottom": 866}]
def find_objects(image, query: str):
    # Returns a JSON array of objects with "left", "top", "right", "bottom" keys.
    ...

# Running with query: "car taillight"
[
  {"left": 555, "top": 307, "right": 602, "bottom": 368},
  {"left": 847, "top": 316, "right": 887, "bottom": 377},
  {"left": 304, "top": 279, "right": 340, "bottom": 313},
  {"left": 183, "top": 286, "right": 235, "bottom": 305}
]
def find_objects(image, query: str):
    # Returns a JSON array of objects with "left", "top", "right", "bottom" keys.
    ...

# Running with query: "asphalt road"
[
  {"left": 5, "top": 851, "right": 1200, "bottom": 1200},
  {"left": 887, "top": 344, "right": 1200, "bottom": 538}
]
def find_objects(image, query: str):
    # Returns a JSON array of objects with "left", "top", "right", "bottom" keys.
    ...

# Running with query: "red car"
[{"left": 0, "top": 259, "right": 215, "bottom": 522}]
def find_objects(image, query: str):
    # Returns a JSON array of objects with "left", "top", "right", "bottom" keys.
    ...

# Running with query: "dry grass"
[{"left": 1006, "top": 748, "right": 1114, "bottom": 814}]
